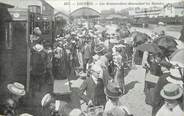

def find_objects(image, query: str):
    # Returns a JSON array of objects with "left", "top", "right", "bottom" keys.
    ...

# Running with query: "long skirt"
[{"left": 114, "top": 66, "right": 125, "bottom": 93}]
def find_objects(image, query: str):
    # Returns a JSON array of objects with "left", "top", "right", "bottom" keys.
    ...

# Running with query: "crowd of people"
[{"left": 1, "top": 21, "right": 184, "bottom": 116}]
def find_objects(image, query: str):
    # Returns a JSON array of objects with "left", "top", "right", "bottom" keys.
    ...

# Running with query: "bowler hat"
[
  {"left": 104, "top": 82, "right": 123, "bottom": 98},
  {"left": 160, "top": 83, "right": 183, "bottom": 100}
]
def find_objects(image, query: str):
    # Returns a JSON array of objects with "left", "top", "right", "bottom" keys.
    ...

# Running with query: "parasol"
[
  {"left": 136, "top": 43, "right": 162, "bottom": 54},
  {"left": 133, "top": 32, "right": 150, "bottom": 46},
  {"left": 154, "top": 35, "right": 177, "bottom": 51}
]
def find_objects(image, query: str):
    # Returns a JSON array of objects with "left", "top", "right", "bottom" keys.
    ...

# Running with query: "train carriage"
[{"left": 0, "top": 3, "right": 55, "bottom": 100}]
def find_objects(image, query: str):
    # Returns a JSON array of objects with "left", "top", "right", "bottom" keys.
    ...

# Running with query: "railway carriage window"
[
  {"left": 42, "top": 21, "right": 50, "bottom": 34},
  {"left": 5, "top": 22, "right": 12, "bottom": 49}
]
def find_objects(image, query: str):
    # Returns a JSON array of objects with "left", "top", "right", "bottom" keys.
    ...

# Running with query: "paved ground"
[{"left": 119, "top": 65, "right": 152, "bottom": 116}]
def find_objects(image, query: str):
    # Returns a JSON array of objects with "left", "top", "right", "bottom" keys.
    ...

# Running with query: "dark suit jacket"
[
  {"left": 81, "top": 44, "right": 91, "bottom": 60},
  {"left": 79, "top": 77, "right": 106, "bottom": 106}
]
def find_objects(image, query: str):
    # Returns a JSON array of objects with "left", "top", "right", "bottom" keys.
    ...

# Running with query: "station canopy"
[{"left": 70, "top": 7, "right": 100, "bottom": 18}]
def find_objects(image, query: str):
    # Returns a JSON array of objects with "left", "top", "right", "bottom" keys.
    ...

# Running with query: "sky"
[{"left": 46, "top": 0, "right": 183, "bottom": 13}]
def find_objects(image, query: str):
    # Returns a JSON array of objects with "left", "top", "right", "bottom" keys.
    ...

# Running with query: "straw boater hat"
[
  {"left": 160, "top": 83, "right": 183, "bottom": 100},
  {"left": 104, "top": 82, "right": 123, "bottom": 98},
  {"left": 41, "top": 93, "right": 52, "bottom": 107},
  {"left": 33, "top": 44, "right": 44, "bottom": 52},
  {"left": 7, "top": 82, "right": 26, "bottom": 96}
]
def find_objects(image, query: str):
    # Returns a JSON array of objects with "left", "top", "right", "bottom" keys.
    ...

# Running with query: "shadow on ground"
[{"left": 125, "top": 81, "right": 139, "bottom": 94}]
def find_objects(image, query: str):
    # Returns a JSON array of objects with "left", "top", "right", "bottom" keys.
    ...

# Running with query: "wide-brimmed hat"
[
  {"left": 41, "top": 93, "right": 52, "bottom": 107},
  {"left": 94, "top": 44, "right": 106, "bottom": 54},
  {"left": 160, "top": 83, "right": 183, "bottom": 100},
  {"left": 7, "top": 82, "right": 26, "bottom": 96},
  {"left": 33, "top": 44, "right": 44, "bottom": 52},
  {"left": 104, "top": 82, "right": 123, "bottom": 98}
]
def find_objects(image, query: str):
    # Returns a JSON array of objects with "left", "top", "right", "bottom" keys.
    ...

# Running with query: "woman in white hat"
[{"left": 156, "top": 83, "right": 184, "bottom": 116}]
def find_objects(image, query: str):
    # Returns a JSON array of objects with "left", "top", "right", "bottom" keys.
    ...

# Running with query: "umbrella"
[
  {"left": 154, "top": 35, "right": 177, "bottom": 51},
  {"left": 136, "top": 43, "right": 163, "bottom": 54},
  {"left": 170, "top": 49, "right": 184, "bottom": 67},
  {"left": 132, "top": 32, "right": 150, "bottom": 45}
]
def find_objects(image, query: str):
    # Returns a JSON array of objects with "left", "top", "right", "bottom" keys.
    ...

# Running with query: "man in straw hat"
[
  {"left": 156, "top": 83, "right": 184, "bottom": 116},
  {"left": 2, "top": 82, "right": 26, "bottom": 116},
  {"left": 41, "top": 93, "right": 73, "bottom": 116},
  {"left": 104, "top": 82, "right": 131, "bottom": 116},
  {"left": 152, "top": 54, "right": 184, "bottom": 116}
]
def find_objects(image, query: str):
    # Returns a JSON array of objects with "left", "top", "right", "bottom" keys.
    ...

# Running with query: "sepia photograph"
[{"left": 0, "top": 0, "right": 184, "bottom": 115}]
